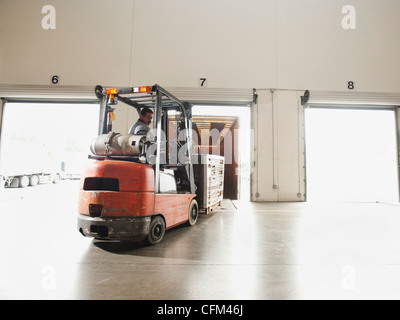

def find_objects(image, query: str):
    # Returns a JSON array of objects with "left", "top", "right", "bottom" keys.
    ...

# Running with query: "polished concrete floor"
[{"left": 1, "top": 181, "right": 400, "bottom": 300}]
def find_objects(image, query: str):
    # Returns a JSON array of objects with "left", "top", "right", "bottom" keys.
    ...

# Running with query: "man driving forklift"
[{"left": 129, "top": 107, "right": 153, "bottom": 135}]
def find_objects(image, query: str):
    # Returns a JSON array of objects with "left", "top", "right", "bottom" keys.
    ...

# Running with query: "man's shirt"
[{"left": 129, "top": 119, "right": 150, "bottom": 135}]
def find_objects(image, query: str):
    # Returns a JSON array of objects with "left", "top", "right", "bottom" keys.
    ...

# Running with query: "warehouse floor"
[{"left": 1, "top": 181, "right": 400, "bottom": 300}]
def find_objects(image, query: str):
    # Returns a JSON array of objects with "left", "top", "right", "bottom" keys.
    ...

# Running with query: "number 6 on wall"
[{"left": 51, "top": 75, "right": 59, "bottom": 85}]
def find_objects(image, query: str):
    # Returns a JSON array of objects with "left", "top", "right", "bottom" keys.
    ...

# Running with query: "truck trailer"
[{"left": 0, "top": 141, "right": 61, "bottom": 188}]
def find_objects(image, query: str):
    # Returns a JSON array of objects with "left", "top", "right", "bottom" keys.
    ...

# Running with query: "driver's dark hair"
[{"left": 141, "top": 108, "right": 153, "bottom": 116}]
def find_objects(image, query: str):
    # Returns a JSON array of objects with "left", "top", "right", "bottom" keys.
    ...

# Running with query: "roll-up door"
[
  {"left": 303, "top": 90, "right": 400, "bottom": 202},
  {"left": 0, "top": 85, "right": 256, "bottom": 105},
  {"left": 166, "top": 87, "right": 255, "bottom": 105},
  {"left": 305, "top": 90, "right": 400, "bottom": 108},
  {"left": 0, "top": 85, "right": 97, "bottom": 101}
]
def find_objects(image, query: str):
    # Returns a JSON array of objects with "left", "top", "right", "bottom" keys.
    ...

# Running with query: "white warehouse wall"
[
  {"left": 2, "top": 0, "right": 399, "bottom": 91},
  {"left": 0, "top": 0, "right": 134, "bottom": 86},
  {"left": 277, "top": 0, "right": 400, "bottom": 92},
  {"left": 1, "top": 0, "right": 399, "bottom": 202},
  {"left": 130, "top": 0, "right": 276, "bottom": 88}
]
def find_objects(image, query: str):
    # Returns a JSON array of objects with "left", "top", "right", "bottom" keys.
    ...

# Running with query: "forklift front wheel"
[
  {"left": 187, "top": 199, "right": 199, "bottom": 226},
  {"left": 147, "top": 216, "right": 166, "bottom": 245}
]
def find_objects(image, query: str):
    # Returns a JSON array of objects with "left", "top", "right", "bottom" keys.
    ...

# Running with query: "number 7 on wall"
[{"left": 199, "top": 78, "right": 207, "bottom": 87}]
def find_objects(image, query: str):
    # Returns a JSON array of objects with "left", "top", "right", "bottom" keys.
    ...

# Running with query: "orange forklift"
[{"left": 78, "top": 85, "right": 199, "bottom": 244}]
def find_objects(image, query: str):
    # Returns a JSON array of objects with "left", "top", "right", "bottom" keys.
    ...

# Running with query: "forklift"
[{"left": 78, "top": 85, "right": 199, "bottom": 244}]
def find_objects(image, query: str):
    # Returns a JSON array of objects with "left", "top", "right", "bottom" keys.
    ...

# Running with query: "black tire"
[
  {"left": 29, "top": 175, "right": 39, "bottom": 187},
  {"left": 187, "top": 199, "right": 199, "bottom": 226},
  {"left": 147, "top": 216, "right": 166, "bottom": 245}
]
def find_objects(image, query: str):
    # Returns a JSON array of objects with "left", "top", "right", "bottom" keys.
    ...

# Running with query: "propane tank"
[{"left": 90, "top": 132, "right": 147, "bottom": 156}]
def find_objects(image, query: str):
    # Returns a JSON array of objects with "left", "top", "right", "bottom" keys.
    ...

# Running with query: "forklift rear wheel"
[
  {"left": 187, "top": 199, "right": 199, "bottom": 226},
  {"left": 147, "top": 216, "right": 166, "bottom": 245}
]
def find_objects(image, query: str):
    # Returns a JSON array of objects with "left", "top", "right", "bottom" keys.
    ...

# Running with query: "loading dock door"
[
  {"left": 305, "top": 108, "right": 399, "bottom": 203},
  {"left": 192, "top": 105, "right": 251, "bottom": 201},
  {"left": 192, "top": 115, "right": 239, "bottom": 200},
  {"left": 0, "top": 102, "right": 100, "bottom": 183}
]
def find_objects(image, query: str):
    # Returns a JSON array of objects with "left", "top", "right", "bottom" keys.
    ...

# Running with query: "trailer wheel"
[
  {"left": 29, "top": 175, "right": 39, "bottom": 187},
  {"left": 19, "top": 176, "right": 30, "bottom": 188},
  {"left": 53, "top": 174, "right": 60, "bottom": 184},
  {"left": 187, "top": 199, "right": 199, "bottom": 226},
  {"left": 147, "top": 216, "right": 166, "bottom": 245}
]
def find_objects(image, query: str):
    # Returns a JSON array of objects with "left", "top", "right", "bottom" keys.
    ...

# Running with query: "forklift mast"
[{"left": 94, "top": 84, "right": 196, "bottom": 195}]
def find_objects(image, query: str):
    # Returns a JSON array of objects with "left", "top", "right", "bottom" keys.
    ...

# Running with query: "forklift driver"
[{"left": 129, "top": 108, "right": 153, "bottom": 135}]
